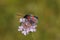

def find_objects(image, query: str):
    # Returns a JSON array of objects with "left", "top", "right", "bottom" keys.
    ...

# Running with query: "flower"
[
  {"left": 18, "top": 25, "right": 37, "bottom": 35},
  {"left": 18, "top": 18, "right": 37, "bottom": 36}
]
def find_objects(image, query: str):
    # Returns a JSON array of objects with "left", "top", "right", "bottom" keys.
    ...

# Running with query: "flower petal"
[{"left": 22, "top": 31, "right": 27, "bottom": 36}]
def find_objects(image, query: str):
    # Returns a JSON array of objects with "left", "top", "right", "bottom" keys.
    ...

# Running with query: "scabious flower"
[{"left": 18, "top": 18, "right": 37, "bottom": 36}]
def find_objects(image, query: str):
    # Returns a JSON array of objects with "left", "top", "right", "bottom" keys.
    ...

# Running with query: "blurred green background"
[{"left": 0, "top": 0, "right": 60, "bottom": 40}]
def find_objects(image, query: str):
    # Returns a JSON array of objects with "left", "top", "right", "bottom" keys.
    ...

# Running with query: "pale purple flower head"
[{"left": 18, "top": 18, "right": 37, "bottom": 36}]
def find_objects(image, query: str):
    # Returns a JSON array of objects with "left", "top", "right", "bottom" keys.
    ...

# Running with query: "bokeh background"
[{"left": 0, "top": 0, "right": 60, "bottom": 40}]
